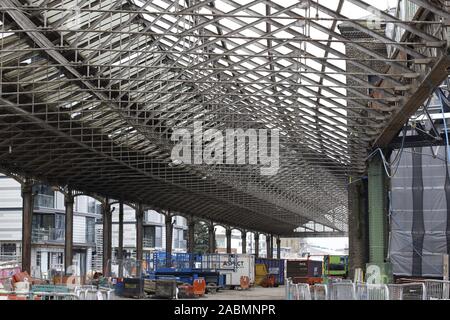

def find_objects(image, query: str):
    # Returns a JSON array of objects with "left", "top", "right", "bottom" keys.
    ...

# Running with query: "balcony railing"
[
  {"left": 33, "top": 194, "right": 54, "bottom": 209},
  {"left": 143, "top": 238, "right": 163, "bottom": 248},
  {"left": 86, "top": 232, "right": 96, "bottom": 244},
  {"left": 174, "top": 240, "right": 187, "bottom": 250},
  {"left": 32, "top": 228, "right": 65, "bottom": 243},
  {"left": 32, "top": 228, "right": 96, "bottom": 244},
  {"left": 143, "top": 238, "right": 153, "bottom": 248},
  {"left": 0, "top": 254, "right": 20, "bottom": 265}
]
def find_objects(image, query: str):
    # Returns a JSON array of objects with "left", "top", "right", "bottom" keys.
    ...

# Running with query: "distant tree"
[{"left": 193, "top": 221, "right": 209, "bottom": 254}]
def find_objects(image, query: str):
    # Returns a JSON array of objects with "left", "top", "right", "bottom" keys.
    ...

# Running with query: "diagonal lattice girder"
[{"left": 0, "top": 0, "right": 448, "bottom": 235}]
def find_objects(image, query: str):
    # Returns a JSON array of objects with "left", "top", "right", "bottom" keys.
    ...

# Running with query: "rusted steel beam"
[{"left": 374, "top": 54, "right": 450, "bottom": 147}]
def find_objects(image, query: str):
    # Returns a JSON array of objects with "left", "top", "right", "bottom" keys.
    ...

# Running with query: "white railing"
[
  {"left": 0, "top": 255, "right": 20, "bottom": 265},
  {"left": 328, "top": 282, "right": 356, "bottom": 300},
  {"left": 311, "top": 284, "right": 328, "bottom": 300},
  {"left": 288, "top": 280, "right": 449, "bottom": 301},
  {"left": 33, "top": 194, "right": 54, "bottom": 208},
  {"left": 388, "top": 283, "right": 427, "bottom": 300},
  {"left": 356, "top": 283, "right": 390, "bottom": 300},
  {"left": 73, "top": 286, "right": 114, "bottom": 300},
  {"left": 32, "top": 228, "right": 65, "bottom": 242},
  {"left": 285, "top": 280, "right": 311, "bottom": 300},
  {"left": 423, "top": 280, "right": 450, "bottom": 300}
]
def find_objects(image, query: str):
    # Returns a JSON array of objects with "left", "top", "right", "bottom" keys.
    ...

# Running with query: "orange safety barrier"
[
  {"left": 293, "top": 276, "right": 323, "bottom": 286},
  {"left": 261, "top": 275, "right": 276, "bottom": 288},
  {"left": 53, "top": 276, "right": 84, "bottom": 285},
  {"left": 240, "top": 276, "right": 250, "bottom": 290},
  {"left": 192, "top": 278, "right": 206, "bottom": 296},
  {"left": 7, "top": 295, "right": 27, "bottom": 300}
]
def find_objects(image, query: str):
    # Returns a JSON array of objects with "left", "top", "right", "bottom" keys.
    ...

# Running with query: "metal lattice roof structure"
[{"left": 0, "top": 0, "right": 449, "bottom": 235}]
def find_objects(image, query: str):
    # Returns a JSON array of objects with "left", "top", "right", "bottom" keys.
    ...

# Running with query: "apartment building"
[
  {"left": 0, "top": 174, "right": 188, "bottom": 278},
  {"left": 92, "top": 206, "right": 188, "bottom": 273},
  {"left": 0, "top": 175, "right": 98, "bottom": 279}
]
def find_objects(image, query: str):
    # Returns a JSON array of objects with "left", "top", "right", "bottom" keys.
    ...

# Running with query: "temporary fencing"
[
  {"left": 288, "top": 280, "right": 445, "bottom": 300},
  {"left": 388, "top": 283, "right": 426, "bottom": 300},
  {"left": 285, "top": 279, "right": 311, "bottom": 300},
  {"left": 328, "top": 282, "right": 356, "bottom": 300},
  {"left": 311, "top": 284, "right": 328, "bottom": 300},
  {"left": 355, "top": 283, "right": 389, "bottom": 300}
]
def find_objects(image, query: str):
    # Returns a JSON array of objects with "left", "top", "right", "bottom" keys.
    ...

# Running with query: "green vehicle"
[{"left": 322, "top": 255, "right": 348, "bottom": 282}]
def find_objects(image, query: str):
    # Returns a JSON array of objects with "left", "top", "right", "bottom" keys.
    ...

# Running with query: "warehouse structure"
[{"left": 1, "top": 0, "right": 450, "bottom": 287}]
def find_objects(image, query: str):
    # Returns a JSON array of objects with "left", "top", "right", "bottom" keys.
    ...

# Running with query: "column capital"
[
  {"left": 187, "top": 215, "right": 196, "bottom": 226},
  {"left": 21, "top": 179, "right": 33, "bottom": 194},
  {"left": 165, "top": 215, "right": 175, "bottom": 226},
  {"left": 64, "top": 189, "right": 74, "bottom": 205},
  {"left": 136, "top": 203, "right": 145, "bottom": 219}
]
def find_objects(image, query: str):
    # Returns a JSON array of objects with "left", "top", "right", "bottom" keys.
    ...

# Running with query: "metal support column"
[
  {"left": 208, "top": 223, "right": 215, "bottom": 253},
  {"left": 136, "top": 204, "right": 144, "bottom": 276},
  {"left": 241, "top": 231, "right": 247, "bottom": 254},
  {"left": 187, "top": 216, "right": 195, "bottom": 253},
  {"left": 102, "top": 199, "right": 112, "bottom": 276},
  {"left": 368, "top": 154, "right": 388, "bottom": 264},
  {"left": 254, "top": 233, "right": 260, "bottom": 258},
  {"left": 269, "top": 235, "right": 274, "bottom": 259},
  {"left": 226, "top": 227, "right": 232, "bottom": 254},
  {"left": 276, "top": 236, "right": 281, "bottom": 260},
  {"left": 266, "top": 235, "right": 271, "bottom": 258},
  {"left": 348, "top": 177, "right": 369, "bottom": 278},
  {"left": 165, "top": 211, "right": 173, "bottom": 267},
  {"left": 21, "top": 179, "right": 33, "bottom": 274},
  {"left": 118, "top": 199, "right": 124, "bottom": 278},
  {"left": 64, "top": 189, "right": 74, "bottom": 274}
]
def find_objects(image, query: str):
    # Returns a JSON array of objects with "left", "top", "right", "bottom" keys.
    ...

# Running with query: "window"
[
  {"left": 1, "top": 243, "right": 16, "bottom": 257},
  {"left": 173, "top": 229, "right": 180, "bottom": 249},
  {"left": 155, "top": 226, "right": 162, "bottom": 248},
  {"left": 55, "top": 214, "right": 65, "bottom": 241},
  {"left": 87, "top": 199, "right": 97, "bottom": 214},
  {"left": 36, "top": 251, "right": 41, "bottom": 267},
  {"left": 173, "top": 229, "right": 187, "bottom": 249},
  {"left": 32, "top": 214, "right": 64, "bottom": 242},
  {"left": 57, "top": 253, "right": 63, "bottom": 265},
  {"left": 32, "top": 214, "right": 55, "bottom": 230},
  {"left": 86, "top": 217, "right": 95, "bottom": 243},
  {"left": 144, "top": 226, "right": 156, "bottom": 247},
  {"left": 33, "top": 184, "right": 53, "bottom": 196},
  {"left": 143, "top": 226, "right": 163, "bottom": 248},
  {"left": 33, "top": 184, "right": 54, "bottom": 208}
]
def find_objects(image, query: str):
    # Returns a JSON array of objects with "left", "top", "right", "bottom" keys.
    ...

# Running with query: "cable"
[
  {"left": 366, "top": 123, "right": 407, "bottom": 178},
  {"left": 437, "top": 89, "right": 450, "bottom": 164}
]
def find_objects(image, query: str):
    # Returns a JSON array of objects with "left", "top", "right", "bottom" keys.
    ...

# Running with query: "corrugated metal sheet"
[
  {"left": 73, "top": 215, "right": 86, "bottom": 244},
  {"left": 0, "top": 209, "right": 22, "bottom": 240},
  {"left": 0, "top": 178, "right": 21, "bottom": 208}
]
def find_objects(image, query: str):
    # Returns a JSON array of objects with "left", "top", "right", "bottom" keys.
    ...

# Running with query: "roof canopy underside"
[{"left": 0, "top": 0, "right": 447, "bottom": 235}]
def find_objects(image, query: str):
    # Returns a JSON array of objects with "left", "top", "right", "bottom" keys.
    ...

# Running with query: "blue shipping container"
[{"left": 255, "top": 258, "right": 285, "bottom": 285}]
